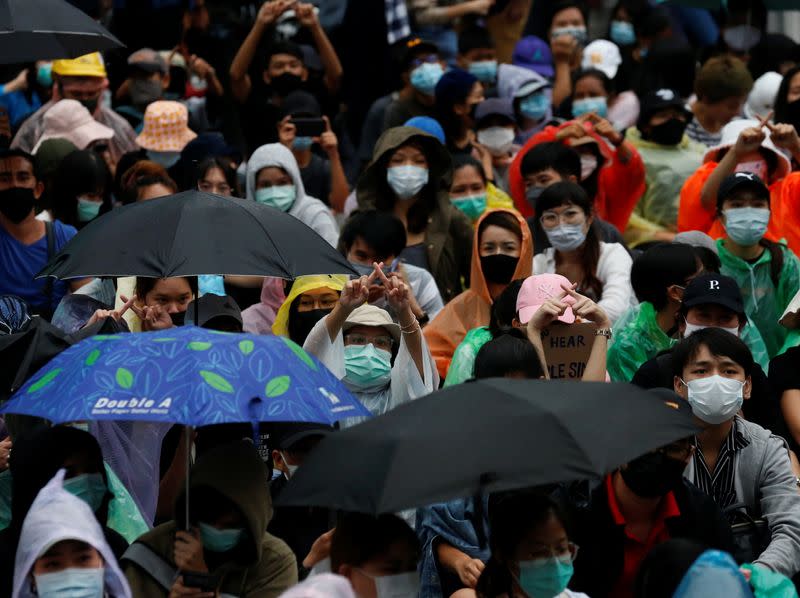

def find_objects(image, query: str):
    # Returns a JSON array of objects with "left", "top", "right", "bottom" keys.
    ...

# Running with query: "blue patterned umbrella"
[{"left": 0, "top": 327, "right": 369, "bottom": 426}]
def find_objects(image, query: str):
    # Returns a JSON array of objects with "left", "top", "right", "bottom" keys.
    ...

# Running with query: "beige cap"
[
  {"left": 342, "top": 304, "right": 400, "bottom": 344},
  {"left": 33, "top": 99, "right": 113, "bottom": 153}
]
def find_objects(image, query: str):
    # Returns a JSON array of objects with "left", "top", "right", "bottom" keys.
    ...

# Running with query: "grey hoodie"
[{"left": 246, "top": 143, "right": 339, "bottom": 247}]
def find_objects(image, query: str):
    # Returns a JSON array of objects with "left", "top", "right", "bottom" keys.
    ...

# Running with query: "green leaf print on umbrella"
[
  {"left": 27, "top": 368, "right": 62, "bottom": 393},
  {"left": 116, "top": 368, "right": 134, "bottom": 389},
  {"left": 187, "top": 341, "right": 212, "bottom": 351},
  {"left": 200, "top": 370, "right": 234, "bottom": 393},
  {"left": 239, "top": 340, "right": 254, "bottom": 355},
  {"left": 281, "top": 337, "right": 317, "bottom": 371},
  {"left": 85, "top": 349, "right": 101, "bottom": 366},
  {"left": 265, "top": 375, "right": 290, "bottom": 397}
]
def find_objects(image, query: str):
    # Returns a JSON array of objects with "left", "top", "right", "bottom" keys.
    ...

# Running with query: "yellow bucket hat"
[
  {"left": 273, "top": 275, "right": 348, "bottom": 337},
  {"left": 52, "top": 52, "right": 107, "bottom": 78}
]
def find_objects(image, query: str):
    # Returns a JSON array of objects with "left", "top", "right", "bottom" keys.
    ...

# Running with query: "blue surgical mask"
[
  {"left": 293, "top": 136, "right": 314, "bottom": 151},
  {"left": 545, "top": 223, "right": 587, "bottom": 252},
  {"left": 34, "top": 567, "right": 105, "bottom": 598},
  {"left": 37, "top": 63, "right": 53, "bottom": 88},
  {"left": 255, "top": 185, "right": 296, "bottom": 212},
  {"left": 723, "top": 207, "right": 770, "bottom": 246},
  {"left": 410, "top": 62, "right": 444, "bottom": 96},
  {"left": 62, "top": 473, "right": 107, "bottom": 513},
  {"left": 468, "top": 60, "right": 498, "bottom": 84},
  {"left": 76, "top": 197, "right": 102, "bottom": 222},
  {"left": 146, "top": 150, "right": 181, "bottom": 169},
  {"left": 199, "top": 521, "right": 245, "bottom": 553},
  {"left": 551, "top": 26, "right": 588, "bottom": 45},
  {"left": 518, "top": 556, "right": 574, "bottom": 598},
  {"left": 387, "top": 165, "right": 428, "bottom": 200},
  {"left": 451, "top": 194, "right": 487, "bottom": 221},
  {"left": 526, "top": 186, "right": 545, "bottom": 208},
  {"left": 344, "top": 344, "right": 392, "bottom": 389},
  {"left": 610, "top": 20, "right": 636, "bottom": 46},
  {"left": 520, "top": 93, "right": 549, "bottom": 121},
  {"left": 572, "top": 96, "right": 608, "bottom": 119}
]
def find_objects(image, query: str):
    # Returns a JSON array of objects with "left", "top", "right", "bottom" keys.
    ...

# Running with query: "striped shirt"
[
  {"left": 693, "top": 420, "right": 750, "bottom": 510},
  {"left": 685, "top": 117, "right": 723, "bottom": 148}
]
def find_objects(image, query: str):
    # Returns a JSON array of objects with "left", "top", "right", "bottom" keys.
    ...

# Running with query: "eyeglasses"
[
  {"left": 527, "top": 541, "right": 580, "bottom": 563},
  {"left": 298, "top": 296, "right": 338, "bottom": 311},
  {"left": 410, "top": 54, "right": 440, "bottom": 68},
  {"left": 344, "top": 334, "right": 394, "bottom": 352},
  {"left": 540, "top": 207, "right": 585, "bottom": 229},
  {"left": 198, "top": 181, "right": 232, "bottom": 195}
]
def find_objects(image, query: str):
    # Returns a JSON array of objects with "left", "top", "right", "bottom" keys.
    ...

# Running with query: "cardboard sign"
[{"left": 541, "top": 322, "right": 598, "bottom": 379}]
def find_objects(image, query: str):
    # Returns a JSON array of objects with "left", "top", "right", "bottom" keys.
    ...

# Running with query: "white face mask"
[
  {"left": 580, "top": 154, "right": 598, "bottom": 180},
  {"left": 477, "top": 126, "right": 515, "bottom": 157},
  {"left": 545, "top": 223, "right": 587, "bottom": 252},
  {"left": 280, "top": 451, "right": 299, "bottom": 478},
  {"left": 386, "top": 165, "right": 429, "bottom": 200},
  {"left": 683, "top": 375, "right": 744, "bottom": 425},
  {"left": 683, "top": 319, "right": 740, "bottom": 339}
]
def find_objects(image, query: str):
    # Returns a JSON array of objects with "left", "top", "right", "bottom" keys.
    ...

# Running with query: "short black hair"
[
  {"left": 452, "top": 154, "right": 487, "bottom": 185},
  {"left": 265, "top": 41, "right": 305, "bottom": 64},
  {"left": 520, "top": 142, "right": 580, "bottom": 179},
  {"left": 458, "top": 26, "right": 495, "bottom": 55},
  {"left": 339, "top": 210, "right": 408, "bottom": 261},
  {"left": 0, "top": 148, "right": 38, "bottom": 180},
  {"left": 631, "top": 243, "right": 699, "bottom": 310},
  {"left": 690, "top": 246, "right": 721, "bottom": 273},
  {"left": 548, "top": 0, "right": 589, "bottom": 29},
  {"left": 330, "top": 512, "right": 419, "bottom": 571},
  {"left": 573, "top": 68, "right": 615, "bottom": 96},
  {"left": 671, "top": 327, "right": 754, "bottom": 379},
  {"left": 489, "top": 279, "right": 525, "bottom": 334},
  {"left": 536, "top": 180, "right": 591, "bottom": 214},
  {"left": 474, "top": 329, "right": 545, "bottom": 379}
]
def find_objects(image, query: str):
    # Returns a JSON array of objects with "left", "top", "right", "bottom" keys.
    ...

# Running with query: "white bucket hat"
[{"left": 703, "top": 119, "right": 792, "bottom": 182}]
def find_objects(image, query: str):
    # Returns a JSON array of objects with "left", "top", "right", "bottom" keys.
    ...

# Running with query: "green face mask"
[
  {"left": 344, "top": 343, "right": 392, "bottom": 389},
  {"left": 451, "top": 194, "right": 487, "bottom": 221},
  {"left": 199, "top": 521, "right": 245, "bottom": 552},
  {"left": 254, "top": 185, "right": 296, "bottom": 212},
  {"left": 63, "top": 472, "right": 107, "bottom": 513},
  {"left": 76, "top": 197, "right": 101, "bottom": 222}
]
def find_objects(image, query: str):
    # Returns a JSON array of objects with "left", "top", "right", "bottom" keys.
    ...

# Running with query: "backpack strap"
[
  {"left": 761, "top": 239, "right": 784, "bottom": 289},
  {"left": 43, "top": 221, "right": 55, "bottom": 314},
  {"left": 122, "top": 542, "right": 178, "bottom": 591}
]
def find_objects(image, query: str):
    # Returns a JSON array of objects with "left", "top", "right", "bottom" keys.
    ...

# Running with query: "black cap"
[
  {"left": 397, "top": 36, "right": 440, "bottom": 71},
  {"left": 185, "top": 294, "right": 243, "bottom": 330},
  {"left": 682, "top": 273, "right": 744, "bottom": 315},
  {"left": 717, "top": 172, "right": 770, "bottom": 208},
  {"left": 281, "top": 90, "right": 322, "bottom": 118},
  {"left": 265, "top": 41, "right": 305, "bottom": 63},
  {"left": 637, "top": 88, "right": 691, "bottom": 131},
  {"left": 268, "top": 422, "right": 334, "bottom": 451}
]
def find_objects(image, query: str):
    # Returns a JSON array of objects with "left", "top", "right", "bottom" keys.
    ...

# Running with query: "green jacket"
[
  {"left": 718, "top": 240, "right": 800, "bottom": 359},
  {"left": 624, "top": 128, "right": 705, "bottom": 247},
  {"left": 123, "top": 441, "right": 297, "bottom": 597},
  {"left": 607, "top": 302, "right": 674, "bottom": 382},
  {"left": 444, "top": 326, "right": 493, "bottom": 387}
]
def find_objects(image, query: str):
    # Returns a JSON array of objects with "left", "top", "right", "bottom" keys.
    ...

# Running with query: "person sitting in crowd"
[
  {"left": 456, "top": 26, "right": 498, "bottom": 92},
  {"left": 114, "top": 48, "right": 172, "bottom": 131},
  {"left": 30, "top": 100, "right": 114, "bottom": 156},
  {"left": 473, "top": 99, "right": 520, "bottom": 193},
  {"left": 195, "top": 156, "right": 239, "bottom": 197},
  {"left": 0, "top": 61, "right": 54, "bottom": 133},
  {"left": 134, "top": 101, "right": 197, "bottom": 171},
  {"left": 119, "top": 160, "right": 179, "bottom": 203},
  {"left": 340, "top": 210, "right": 443, "bottom": 323},
  {"left": 547, "top": 1, "right": 590, "bottom": 107},
  {"left": 578, "top": 40, "right": 640, "bottom": 131},
  {"left": 424, "top": 209, "right": 532, "bottom": 379},
  {"left": 672, "top": 328, "right": 800, "bottom": 577},
  {"left": 449, "top": 154, "right": 515, "bottom": 225},
  {"left": 563, "top": 65, "right": 638, "bottom": 133},
  {"left": 50, "top": 150, "right": 113, "bottom": 230},
  {"left": 269, "top": 275, "right": 346, "bottom": 346},
  {"left": 498, "top": 64, "right": 553, "bottom": 145},
  {"left": 356, "top": 126, "right": 473, "bottom": 303},
  {"left": 434, "top": 69, "right": 486, "bottom": 155},
  {"left": 122, "top": 440, "right": 297, "bottom": 597},
  {"left": 383, "top": 39, "right": 446, "bottom": 130}
]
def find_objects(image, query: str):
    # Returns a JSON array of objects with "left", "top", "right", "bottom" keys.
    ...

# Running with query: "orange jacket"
[
  {"left": 508, "top": 121, "right": 646, "bottom": 233},
  {"left": 423, "top": 209, "right": 534, "bottom": 380},
  {"left": 677, "top": 161, "right": 791, "bottom": 247}
]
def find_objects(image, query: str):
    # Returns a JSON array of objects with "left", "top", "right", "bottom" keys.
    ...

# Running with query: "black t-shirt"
[{"left": 300, "top": 153, "right": 331, "bottom": 206}]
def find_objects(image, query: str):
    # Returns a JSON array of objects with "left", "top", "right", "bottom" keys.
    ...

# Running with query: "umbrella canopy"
[
  {"left": 667, "top": 0, "right": 792, "bottom": 8},
  {"left": 1, "top": 326, "right": 370, "bottom": 426},
  {"left": 36, "top": 191, "right": 356, "bottom": 280},
  {"left": 0, "top": 0, "right": 123, "bottom": 64},
  {"left": 276, "top": 379, "right": 698, "bottom": 514}
]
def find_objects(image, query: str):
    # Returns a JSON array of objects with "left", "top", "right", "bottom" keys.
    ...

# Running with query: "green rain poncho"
[
  {"left": 443, "top": 326, "right": 493, "bottom": 387},
  {"left": 718, "top": 240, "right": 800, "bottom": 359},
  {"left": 608, "top": 302, "right": 674, "bottom": 382}
]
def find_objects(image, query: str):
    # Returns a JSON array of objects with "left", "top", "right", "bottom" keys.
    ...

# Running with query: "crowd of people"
[{"left": 2, "top": 0, "right": 800, "bottom": 596}]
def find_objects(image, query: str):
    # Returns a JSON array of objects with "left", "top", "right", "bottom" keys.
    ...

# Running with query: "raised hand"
[
  {"left": 339, "top": 272, "right": 373, "bottom": 311},
  {"left": 527, "top": 287, "right": 572, "bottom": 333},
  {"left": 84, "top": 295, "right": 136, "bottom": 328},
  {"left": 256, "top": 0, "right": 294, "bottom": 27},
  {"left": 277, "top": 115, "right": 297, "bottom": 148},
  {"left": 562, "top": 283, "right": 611, "bottom": 328},
  {"left": 765, "top": 118, "right": 800, "bottom": 155},
  {"left": 374, "top": 262, "right": 411, "bottom": 313},
  {"left": 173, "top": 528, "right": 208, "bottom": 573},
  {"left": 588, "top": 113, "right": 623, "bottom": 146},
  {"left": 551, "top": 34, "right": 578, "bottom": 64},
  {"left": 733, "top": 113, "right": 770, "bottom": 159},
  {"left": 317, "top": 115, "right": 338, "bottom": 156},
  {"left": 295, "top": 2, "right": 319, "bottom": 28},
  {"left": 126, "top": 295, "right": 175, "bottom": 331}
]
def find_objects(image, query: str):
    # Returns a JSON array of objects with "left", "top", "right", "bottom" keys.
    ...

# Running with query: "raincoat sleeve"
[
  {"left": 443, "top": 327, "right": 493, "bottom": 387},
  {"left": 678, "top": 162, "right": 717, "bottom": 234},
  {"left": 596, "top": 143, "right": 645, "bottom": 233},
  {"left": 607, "top": 305, "right": 653, "bottom": 382},
  {"left": 389, "top": 331, "right": 439, "bottom": 409},
  {"left": 776, "top": 173, "right": 800, "bottom": 255},
  {"left": 778, "top": 250, "right": 800, "bottom": 326},
  {"left": 596, "top": 243, "right": 634, "bottom": 324},
  {"left": 486, "top": 183, "right": 515, "bottom": 211}
]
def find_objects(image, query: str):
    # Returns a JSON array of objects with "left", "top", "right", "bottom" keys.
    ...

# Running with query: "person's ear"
[
  {"left": 33, "top": 181, "right": 44, "bottom": 200},
  {"left": 271, "top": 449, "right": 284, "bottom": 468},
  {"left": 674, "top": 375, "right": 687, "bottom": 398},
  {"left": 567, "top": 174, "right": 578, "bottom": 183},
  {"left": 454, "top": 102, "right": 469, "bottom": 117},
  {"left": 667, "top": 284, "right": 684, "bottom": 304},
  {"left": 743, "top": 376, "right": 752, "bottom": 400},
  {"left": 512, "top": 317, "right": 522, "bottom": 329},
  {"left": 263, "top": 71, "right": 272, "bottom": 85},
  {"left": 300, "top": 67, "right": 308, "bottom": 82}
]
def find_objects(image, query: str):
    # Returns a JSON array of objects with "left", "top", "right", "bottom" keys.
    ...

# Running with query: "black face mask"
[
  {"left": 78, "top": 96, "right": 100, "bottom": 114},
  {"left": 647, "top": 118, "right": 688, "bottom": 146},
  {"left": 620, "top": 451, "right": 686, "bottom": 498},
  {"left": 170, "top": 311, "right": 186, "bottom": 327},
  {"left": 480, "top": 254, "right": 519, "bottom": 285},
  {"left": 288, "top": 308, "right": 331, "bottom": 346},
  {"left": 270, "top": 73, "right": 303, "bottom": 97},
  {"left": 782, "top": 97, "right": 800, "bottom": 131},
  {"left": 0, "top": 187, "right": 36, "bottom": 223}
]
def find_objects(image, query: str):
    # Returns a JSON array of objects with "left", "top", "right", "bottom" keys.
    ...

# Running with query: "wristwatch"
[{"left": 595, "top": 328, "right": 613, "bottom": 338}]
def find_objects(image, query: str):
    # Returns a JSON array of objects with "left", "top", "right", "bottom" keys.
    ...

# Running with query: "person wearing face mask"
[
  {"left": 135, "top": 101, "right": 197, "bottom": 170},
  {"left": 533, "top": 183, "right": 633, "bottom": 324},
  {"left": 267, "top": 423, "right": 335, "bottom": 576},
  {"left": 456, "top": 27, "right": 499, "bottom": 94},
  {"left": 607, "top": 243, "right": 703, "bottom": 382},
  {"left": 624, "top": 88, "right": 705, "bottom": 248},
  {"left": 304, "top": 264, "right": 438, "bottom": 427},
  {"left": 0, "top": 62, "right": 54, "bottom": 133},
  {"left": 114, "top": 49, "right": 170, "bottom": 131},
  {"left": 12, "top": 54, "right": 138, "bottom": 163},
  {"left": 356, "top": 127, "right": 473, "bottom": 302},
  {"left": 497, "top": 64, "right": 553, "bottom": 146},
  {"left": 383, "top": 39, "right": 446, "bottom": 130},
  {"left": 672, "top": 328, "right": 800, "bottom": 577},
  {"left": 246, "top": 142, "right": 338, "bottom": 246},
  {"left": 570, "top": 426, "right": 734, "bottom": 598},
  {"left": 632, "top": 273, "right": 776, "bottom": 429},
  {"left": 449, "top": 155, "right": 515, "bottom": 225},
  {"left": 575, "top": 48, "right": 639, "bottom": 132},
  {"left": 271, "top": 275, "right": 346, "bottom": 346},
  {"left": 434, "top": 69, "right": 486, "bottom": 155},
  {"left": 424, "top": 209, "right": 532, "bottom": 379},
  {"left": 474, "top": 99, "right": 520, "bottom": 193},
  {"left": 12, "top": 469, "right": 132, "bottom": 598},
  {"left": 0, "top": 149, "right": 83, "bottom": 320},
  {"left": 774, "top": 65, "right": 800, "bottom": 143},
  {"left": 547, "top": 1, "right": 590, "bottom": 107},
  {"left": 123, "top": 440, "right": 298, "bottom": 597},
  {"left": 713, "top": 173, "right": 800, "bottom": 359},
  {"left": 30, "top": 100, "right": 114, "bottom": 156},
  {"left": 50, "top": 150, "right": 112, "bottom": 230}
]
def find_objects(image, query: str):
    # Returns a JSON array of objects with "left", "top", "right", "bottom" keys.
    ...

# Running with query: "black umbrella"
[
  {"left": 276, "top": 379, "right": 698, "bottom": 514},
  {"left": 0, "top": 0, "right": 123, "bottom": 64},
  {"left": 37, "top": 191, "right": 356, "bottom": 280}
]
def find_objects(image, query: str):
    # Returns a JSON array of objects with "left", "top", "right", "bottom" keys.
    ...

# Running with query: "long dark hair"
[
  {"left": 194, "top": 156, "right": 240, "bottom": 197},
  {"left": 537, "top": 182, "right": 603, "bottom": 300},
  {"left": 774, "top": 65, "right": 800, "bottom": 127},
  {"left": 51, "top": 149, "right": 112, "bottom": 228}
]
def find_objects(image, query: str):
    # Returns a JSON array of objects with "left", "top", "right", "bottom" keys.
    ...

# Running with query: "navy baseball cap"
[
  {"left": 717, "top": 172, "right": 770, "bottom": 207},
  {"left": 682, "top": 273, "right": 744, "bottom": 316}
]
